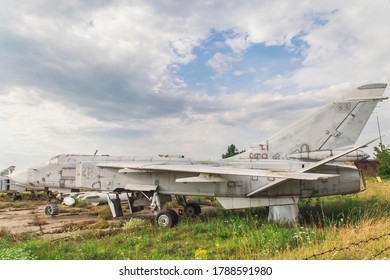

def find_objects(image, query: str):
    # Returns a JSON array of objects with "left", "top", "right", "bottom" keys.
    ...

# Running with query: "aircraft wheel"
[
  {"left": 44, "top": 204, "right": 59, "bottom": 216},
  {"left": 184, "top": 203, "right": 201, "bottom": 217},
  {"left": 193, "top": 203, "right": 201, "bottom": 215},
  {"left": 156, "top": 210, "right": 176, "bottom": 228},
  {"left": 166, "top": 209, "right": 179, "bottom": 225}
]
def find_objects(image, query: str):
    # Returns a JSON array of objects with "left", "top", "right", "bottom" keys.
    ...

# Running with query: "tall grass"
[{"left": 0, "top": 178, "right": 388, "bottom": 260}]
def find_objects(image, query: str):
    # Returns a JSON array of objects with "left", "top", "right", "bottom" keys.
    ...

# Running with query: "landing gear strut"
[{"left": 105, "top": 190, "right": 201, "bottom": 228}]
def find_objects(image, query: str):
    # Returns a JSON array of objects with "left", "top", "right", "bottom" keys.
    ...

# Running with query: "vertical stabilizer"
[{"left": 235, "top": 83, "right": 387, "bottom": 161}]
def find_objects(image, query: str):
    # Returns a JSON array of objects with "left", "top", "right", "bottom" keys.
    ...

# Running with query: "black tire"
[
  {"left": 44, "top": 204, "right": 59, "bottom": 216},
  {"left": 166, "top": 209, "right": 179, "bottom": 225},
  {"left": 193, "top": 203, "right": 201, "bottom": 215},
  {"left": 185, "top": 203, "right": 201, "bottom": 218},
  {"left": 156, "top": 210, "right": 175, "bottom": 228}
]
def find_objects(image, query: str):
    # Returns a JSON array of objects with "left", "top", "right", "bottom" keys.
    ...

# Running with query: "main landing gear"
[
  {"left": 183, "top": 202, "right": 201, "bottom": 218},
  {"left": 156, "top": 209, "right": 179, "bottom": 228},
  {"left": 105, "top": 191, "right": 203, "bottom": 228},
  {"left": 154, "top": 195, "right": 201, "bottom": 228}
]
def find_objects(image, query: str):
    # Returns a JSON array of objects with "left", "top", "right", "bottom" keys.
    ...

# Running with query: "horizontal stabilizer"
[
  {"left": 246, "top": 137, "right": 382, "bottom": 197},
  {"left": 299, "top": 137, "right": 382, "bottom": 173}
]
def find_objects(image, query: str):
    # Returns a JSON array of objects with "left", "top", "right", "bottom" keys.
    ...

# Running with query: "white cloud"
[
  {"left": 225, "top": 34, "right": 251, "bottom": 53},
  {"left": 267, "top": 0, "right": 390, "bottom": 89},
  {"left": 0, "top": 0, "right": 389, "bottom": 169},
  {"left": 207, "top": 52, "right": 242, "bottom": 77},
  {"left": 0, "top": 87, "right": 123, "bottom": 166}
]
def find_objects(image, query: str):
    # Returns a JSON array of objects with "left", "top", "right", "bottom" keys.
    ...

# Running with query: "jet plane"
[
  {"left": 10, "top": 83, "right": 388, "bottom": 227},
  {"left": 0, "top": 166, "right": 25, "bottom": 194},
  {"left": 0, "top": 166, "right": 16, "bottom": 192}
]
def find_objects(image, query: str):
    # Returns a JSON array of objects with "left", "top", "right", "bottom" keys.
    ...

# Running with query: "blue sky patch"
[{"left": 172, "top": 30, "right": 305, "bottom": 95}]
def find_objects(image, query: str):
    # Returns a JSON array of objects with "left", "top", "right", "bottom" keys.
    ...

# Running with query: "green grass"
[{"left": 0, "top": 178, "right": 389, "bottom": 260}]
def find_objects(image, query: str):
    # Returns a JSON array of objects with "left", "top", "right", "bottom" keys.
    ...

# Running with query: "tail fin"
[
  {"left": 0, "top": 166, "right": 15, "bottom": 176},
  {"left": 236, "top": 83, "right": 387, "bottom": 161}
]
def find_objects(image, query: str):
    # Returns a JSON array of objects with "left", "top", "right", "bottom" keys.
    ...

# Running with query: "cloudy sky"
[{"left": 1, "top": 0, "right": 389, "bottom": 169}]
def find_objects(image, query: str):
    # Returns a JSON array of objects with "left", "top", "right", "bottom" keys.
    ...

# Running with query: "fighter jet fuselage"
[
  {"left": 11, "top": 154, "right": 361, "bottom": 198},
  {"left": 9, "top": 83, "right": 388, "bottom": 226}
]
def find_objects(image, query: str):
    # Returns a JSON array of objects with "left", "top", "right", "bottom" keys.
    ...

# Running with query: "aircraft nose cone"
[{"left": 9, "top": 169, "right": 30, "bottom": 186}]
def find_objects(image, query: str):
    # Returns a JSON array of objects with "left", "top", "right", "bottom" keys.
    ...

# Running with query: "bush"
[{"left": 374, "top": 144, "right": 390, "bottom": 177}]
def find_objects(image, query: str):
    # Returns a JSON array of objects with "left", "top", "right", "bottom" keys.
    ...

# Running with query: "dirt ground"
[{"left": 0, "top": 198, "right": 155, "bottom": 239}]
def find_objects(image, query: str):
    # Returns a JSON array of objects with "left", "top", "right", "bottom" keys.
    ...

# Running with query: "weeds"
[
  {"left": 0, "top": 247, "right": 37, "bottom": 260},
  {"left": 0, "top": 227, "right": 13, "bottom": 245},
  {"left": 0, "top": 178, "right": 388, "bottom": 260},
  {"left": 94, "top": 214, "right": 109, "bottom": 229},
  {"left": 87, "top": 205, "right": 112, "bottom": 218},
  {"left": 29, "top": 215, "right": 47, "bottom": 226},
  {"left": 292, "top": 227, "right": 318, "bottom": 246},
  {"left": 122, "top": 218, "right": 147, "bottom": 231},
  {"left": 55, "top": 220, "right": 95, "bottom": 233}
]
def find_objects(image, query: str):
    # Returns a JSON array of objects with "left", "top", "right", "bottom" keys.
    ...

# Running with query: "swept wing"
[{"left": 97, "top": 162, "right": 338, "bottom": 182}]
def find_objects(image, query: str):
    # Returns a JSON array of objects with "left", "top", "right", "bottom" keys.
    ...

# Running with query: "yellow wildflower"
[{"left": 194, "top": 248, "right": 207, "bottom": 259}]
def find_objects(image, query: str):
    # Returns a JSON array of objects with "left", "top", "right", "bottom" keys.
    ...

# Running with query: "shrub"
[{"left": 374, "top": 144, "right": 390, "bottom": 177}]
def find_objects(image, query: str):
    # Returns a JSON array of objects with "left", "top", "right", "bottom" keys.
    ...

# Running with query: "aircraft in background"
[
  {"left": 10, "top": 83, "right": 388, "bottom": 227},
  {"left": 0, "top": 166, "right": 15, "bottom": 192},
  {"left": 0, "top": 166, "right": 26, "bottom": 195}
]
